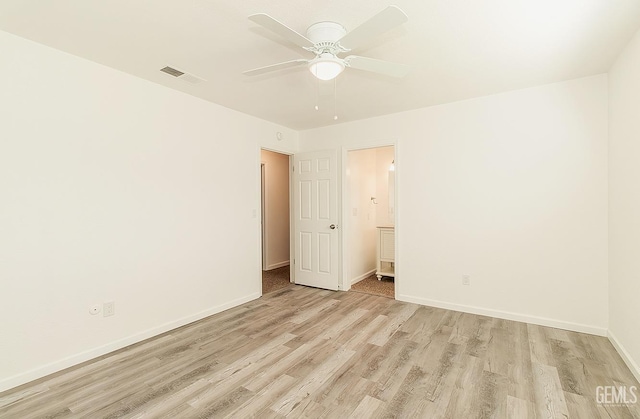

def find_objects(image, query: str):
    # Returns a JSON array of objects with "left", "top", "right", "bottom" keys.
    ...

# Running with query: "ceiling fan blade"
[
  {"left": 338, "top": 6, "right": 408, "bottom": 51},
  {"left": 248, "top": 14, "right": 314, "bottom": 49},
  {"left": 345, "top": 55, "right": 410, "bottom": 78},
  {"left": 243, "top": 59, "right": 309, "bottom": 76}
]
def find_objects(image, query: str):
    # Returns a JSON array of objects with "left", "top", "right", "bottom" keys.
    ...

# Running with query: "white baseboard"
[
  {"left": 396, "top": 294, "right": 608, "bottom": 337},
  {"left": 0, "top": 292, "right": 261, "bottom": 393},
  {"left": 608, "top": 330, "right": 640, "bottom": 384},
  {"left": 265, "top": 260, "right": 290, "bottom": 270},
  {"left": 351, "top": 269, "right": 376, "bottom": 285}
]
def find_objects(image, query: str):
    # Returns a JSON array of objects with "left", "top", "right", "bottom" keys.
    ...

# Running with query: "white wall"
[
  {"left": 0, "top": 31, "right": 298, "bottom": 392},
  {"left": 347, "top": 149, "right": 377, "bottom": 283},
  {"left": 608, "top": 28, "right": 640, "bottom": 381},
  {"left": 301, "top": 75, "right": 609, "bottom": 335},
  {"left": 261, "top": 149, "right": 290, "bottom": 270}
]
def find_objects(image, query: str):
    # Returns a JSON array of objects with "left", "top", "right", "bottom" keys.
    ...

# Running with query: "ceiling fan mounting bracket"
[{"left": 306, "top": 21, "right": 346, "bottom": 43}]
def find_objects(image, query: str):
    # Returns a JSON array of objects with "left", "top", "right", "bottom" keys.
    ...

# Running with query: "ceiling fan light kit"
[{"left": 309, "top": 53, "right": 345, "bottom": 80}]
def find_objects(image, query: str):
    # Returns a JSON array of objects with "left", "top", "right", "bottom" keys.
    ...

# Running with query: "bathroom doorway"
[{"left": 345, "top": 145, "right": 396, "bottom": 299}]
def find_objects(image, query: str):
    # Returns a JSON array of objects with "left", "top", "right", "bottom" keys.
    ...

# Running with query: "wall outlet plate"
[{"left": 462, "top": 275, "right": 471, "bottom": 286}]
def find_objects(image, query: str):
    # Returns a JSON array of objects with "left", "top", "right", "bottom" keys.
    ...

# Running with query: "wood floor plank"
[
  {"left": 507, "top": 320, "right": 535, "bottom": 402},
  {"left": 314, "top": 373, "right": 378, "bottom": 417},
  {"left": 464, "top": 315, "right": 493, "bottom": 358},
  {"left": 356, "top": 332, "right": 411, "bottom": 382},
  {"left": 349, "top": 395, "right": 384, "bottom": 418},
  {"left": 289, "top": 298, "right": 340, "bottom": 325},
  {"left": 243, "top": 341, "right": 320, "bottom": 392},
  {"left": 367, "top": 335, "right": 419, "bottom": 387},
  {"left": 485, "top": 326, "right": 510, "bottom": 376},
  {"left": 340, "top": 314, "right": 389, "bottom": 350},
  {"left": 224, "top": 374, "right": 297, "bottom": 418},
  {"left": 415, "top": 341, "right": 461, "bottom": 408},
  {"left": 564, "top": 392, "right": 610, "bottom": 419},
  {"left": 399, "top": 305, "right": 444, "bottom": 343},
  {"left": 549, "top": 338, "right": 588, "bottom": 396},
  {"left": 270, "top": 346, "right": 355, "bottom": 416},
  {"left": 368, "top": 303, "right": 418, "bottom": 346},
  {"left": 532, "top": 362, "right": 571, "bottom": 418},
  {"left": 1, "top": 284, "right": 638, "bottom": 419},
  {"left": 443, "top": 354, "right": 485, "bottom": 418},
  {"left": 528, "top": 324, "right": 557, "bottom": 367},
  {"left": 121, "top": 378, "right": 209, "bottom": 419},
  {"left": 380, "top": 365, "right": 430, "bottom": 417},
  {"left": 282, "top": 339, "right": 337, "bottom": 379},
  {"left": 186, "top": 335, "right": 295, "bottom": 408},
  {"left": 185, "top": 347, "right": 287, "bottom": 412},
  {"left": 507, "top": 395, "right": 533, "bottom": 419},
  {"left": 474, "top": 370, "right": 509, "bottom": 418},
  {"left": 192, "top": 386, "right": 255, "bottom": 418}
]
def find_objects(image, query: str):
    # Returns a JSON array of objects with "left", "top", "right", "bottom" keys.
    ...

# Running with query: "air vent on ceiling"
[
  {"left": 159, "top": 66, "right": 206, "bottom": 84},
  {"left": 160, "top": 66, "right": 184, "bottom": 77}
]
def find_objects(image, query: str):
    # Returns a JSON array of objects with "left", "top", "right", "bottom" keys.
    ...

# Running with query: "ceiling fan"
[{"left": 244, "top": 6, "right": 410, "bottom": 81}]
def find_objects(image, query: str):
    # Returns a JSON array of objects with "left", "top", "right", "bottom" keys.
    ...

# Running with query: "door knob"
[{"left": 329, "top": 224, "right": 337, "bottom": 230}]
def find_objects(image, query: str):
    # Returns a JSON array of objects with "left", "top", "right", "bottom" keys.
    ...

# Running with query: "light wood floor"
[{"left": 1, "top": 285, "right": 638, "bottom": 418}]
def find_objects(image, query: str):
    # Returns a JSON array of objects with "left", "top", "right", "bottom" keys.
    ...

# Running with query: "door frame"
[
  {"left": 260, "top": 162, "right": 267, "bottom": 270},
  {"left": 340, "top": 140, "right": 398, "bottom": 296},
  {"left": 256, "top": 140, "right": 398, "bottom": 296}
]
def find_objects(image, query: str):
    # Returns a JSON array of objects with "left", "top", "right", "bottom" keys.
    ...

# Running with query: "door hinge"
[{"left": 292, "top": 165, "right": 295, "bottom": 172}]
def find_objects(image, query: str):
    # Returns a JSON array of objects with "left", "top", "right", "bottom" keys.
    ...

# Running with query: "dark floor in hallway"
[{"left": 262, "top": 265, "right": 290, "bottom": 294}]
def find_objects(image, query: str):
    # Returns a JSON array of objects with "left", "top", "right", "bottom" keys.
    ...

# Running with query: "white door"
[{"left": 293, "top": 150, "right": 339, "bottom": 290}]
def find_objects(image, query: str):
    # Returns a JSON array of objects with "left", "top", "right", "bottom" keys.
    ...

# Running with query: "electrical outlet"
[
  {"left": 103, "top": 301, "right": 115, "bottom": 317},
  {"left": 89, "top": 305, "right": 101, "bottom": 315},
  {"left": 462, "top": 275, "right": 471, "bottom": 286}
]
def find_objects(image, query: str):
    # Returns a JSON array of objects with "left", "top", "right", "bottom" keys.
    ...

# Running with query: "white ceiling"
[{"left": 1, "top": 1, "right": 640, "bottom": 130}]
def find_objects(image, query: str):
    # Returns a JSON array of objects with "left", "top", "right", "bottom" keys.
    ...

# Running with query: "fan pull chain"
[
  {"left": 333, "top": 78, "right": 338, "bottom": 121},
  {"left": 314, "top": 77, "right": 319, "bottom": 111}
]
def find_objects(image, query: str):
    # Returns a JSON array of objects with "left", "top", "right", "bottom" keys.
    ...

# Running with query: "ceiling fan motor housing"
[{"left": 306, "top": 21, "right": 347, "bottom": 46}]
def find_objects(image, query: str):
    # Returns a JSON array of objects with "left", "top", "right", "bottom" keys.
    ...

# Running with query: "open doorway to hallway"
[
  {"left": 346, "top": 145, "right": 396, "bottom": 299},
  {"left": 260, "top": 149, "right": 291, "bottom": 294}
]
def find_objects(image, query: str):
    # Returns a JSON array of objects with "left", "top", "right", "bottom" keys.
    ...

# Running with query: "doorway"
[
  {"left": 260, "top": 149, "right": 291, "bottom": 294},
  {"left": 345, "top": 145, "right": 396, "bottom": 299}
]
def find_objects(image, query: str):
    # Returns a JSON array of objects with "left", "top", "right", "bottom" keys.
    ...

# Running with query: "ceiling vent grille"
[
  {"left": 160, "top": 66, "right": 184, "bottom": 77},
  {"left": 160, "top": 66, "right": 206, "bottom": 84}
]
